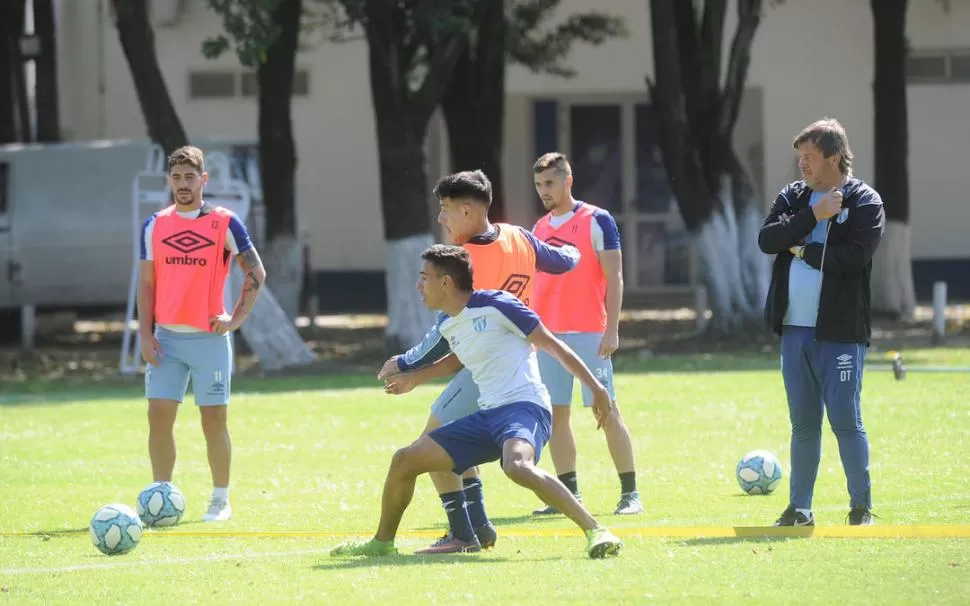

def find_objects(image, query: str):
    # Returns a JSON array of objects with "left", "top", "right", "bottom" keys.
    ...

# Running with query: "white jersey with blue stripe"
[{"left": 435, "top": 290, "right": 551, "bottom": 413}]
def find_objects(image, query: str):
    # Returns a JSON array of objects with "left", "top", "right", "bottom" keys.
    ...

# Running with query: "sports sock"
[
  {"left": 462, "top": 478, "right": 491, "bottom": 529},
  {"left": 796, "top": 508, "right": 812, "bottom": 518},
  {"left": 619, "top": 472, "right": 637, "bottom": 495},
  {"left": 212, "top": 486, "right": 229, "bottom": 502},
  {"left": 558, "top": 471, "right": 580, "bottom": 496},
  {"left": 439, "top": 491, "right": 476, "bottom": 543}
]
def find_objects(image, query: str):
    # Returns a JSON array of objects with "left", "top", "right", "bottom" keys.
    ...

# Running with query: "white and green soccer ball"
[
  {"left": 90, "top": 503, "right": 143, "bottom": 555},
  {"left": 137, "top": 481, "right": 186, "bottom": 527},
  {"left": 736, "top": 450, "right": 783, "bottom": 495}
]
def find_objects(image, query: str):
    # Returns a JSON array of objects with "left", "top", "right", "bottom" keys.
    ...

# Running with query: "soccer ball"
[
  {"left": 736, "top": 450, "right": 783, "bottom": 495},
  {"left": 90, "top": 504, "right": 143, "bottom": 555},
  {"left": 137, "top": 481, "right": 186, "bottom": 527}
]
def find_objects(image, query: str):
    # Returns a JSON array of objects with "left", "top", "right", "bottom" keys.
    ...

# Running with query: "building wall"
[{"left": 52, "top": 0, "right": 970, "bottom": 306}]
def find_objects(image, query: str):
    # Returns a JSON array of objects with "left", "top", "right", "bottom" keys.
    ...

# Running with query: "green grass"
[{"left": 1, "top": 350, "right": 969, "bottom": 604}]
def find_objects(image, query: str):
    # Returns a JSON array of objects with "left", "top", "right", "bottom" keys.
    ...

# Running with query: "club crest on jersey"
[{"left": 472, "top": 316, "right": 488, "bottom": 333}]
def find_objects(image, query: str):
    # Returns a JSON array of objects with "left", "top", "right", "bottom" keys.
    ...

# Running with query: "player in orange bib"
[
  {"left": 138, "top": 146, "right": 266, "bottom": 523},
  {"left": 377, "top": 169, "right": 580, "bottom": 554},
  {"left": 529, "top": 152, "right": 644, "bottom": 516}
]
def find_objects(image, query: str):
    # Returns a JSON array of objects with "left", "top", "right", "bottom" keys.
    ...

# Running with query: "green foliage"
[
  {"left": 507, "top": 0, "right": 627, "bottom": 77},
  {"left": 202, "top": 0, "right": 284, "bottom": 67}
]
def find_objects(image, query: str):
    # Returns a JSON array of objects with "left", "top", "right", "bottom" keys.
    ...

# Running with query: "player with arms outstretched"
[
  {"left": 332, "top": 245, "right": 623, "bottom": 559},
  {"left": 376, "top": 170, "right": 579, "bottom": 554}
]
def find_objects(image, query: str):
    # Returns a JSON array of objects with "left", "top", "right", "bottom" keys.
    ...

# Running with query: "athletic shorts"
[
  {"left": 537, "top": 332, "right": 616, "bottom": 407},
  {"left": 427, "top": 402, "right": 552, "bottom": 474},
  {"left": 429, "top": 367, "right": 481, "bottom": 425},
  {"left": 145, "top": 327, "right": 233, "bottom": 406}
]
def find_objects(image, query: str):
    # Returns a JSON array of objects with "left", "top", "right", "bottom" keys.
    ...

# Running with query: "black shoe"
[
  {"left": 847, "top": 506, "right": 874, "bottom": 526},
  {"left": 474, "top": 523, "right": 497, "bottom": 549},
  {"left": 773, "top": 504, "right": 815, "bottom": 526}
]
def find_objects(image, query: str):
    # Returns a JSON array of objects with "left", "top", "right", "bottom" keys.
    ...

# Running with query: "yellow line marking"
[{"left": 3, "top": 526, "right": 969, "bottom": 539}]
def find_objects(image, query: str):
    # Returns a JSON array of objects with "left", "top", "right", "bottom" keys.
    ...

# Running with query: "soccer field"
[{"left": 2, "top": 349, "right": 968, "bottom": 604}]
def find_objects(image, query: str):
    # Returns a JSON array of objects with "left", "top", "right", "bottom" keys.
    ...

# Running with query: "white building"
[{"left": 49, "top": 0, "right": 970, "bottom": 309}]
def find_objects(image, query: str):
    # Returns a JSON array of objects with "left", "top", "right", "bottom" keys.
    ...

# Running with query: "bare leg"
[
  {"left": 199, "top": 405, "right": 231, "bottom": 488},
  {"left": 601, "top": 401, "right": 636, "bottom": 475},
  {"left": 148, "top": 399, "right": 179, "bottom": 481},
  {"left": 501, "top": 438, "right": 599, "bottom": 531},
  {"left": 547, "top": 405, "right": 577, "bottom": 475},
  {"left": 423, "top": 414, "right": 466, "bottom": 495},
  {"left": 375, "top": 435, "right": 456, "bottom": 542}
]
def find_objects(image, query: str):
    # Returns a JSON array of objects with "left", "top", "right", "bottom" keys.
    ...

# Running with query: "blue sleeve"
[
  {"left": 491, "top": 292, "right": 540, "bottom": 337},
  {"left": 519, "top": 227, "right": 580, "bottom": 275},
  {"left": 397, "top": 312, "right": 452, "bottom": 371},
  {"left": 593, "top": 209, "right": 621, "bottom": 251},
  {"left": 228, "top": 213, "right": 254, "bottom": 254},
  {"left": 139, "top": 215, "right": 155, "bottom": 261}
]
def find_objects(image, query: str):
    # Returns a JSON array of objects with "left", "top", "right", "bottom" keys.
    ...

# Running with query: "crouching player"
[{"left": 332, "top": 245, "right": 623, "bottom": 559}]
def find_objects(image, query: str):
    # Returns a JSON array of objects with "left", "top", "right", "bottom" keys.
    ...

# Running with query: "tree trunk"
[
  {"left": 372, "top": 115, "right": 436, "bottom": 348},
  {"left": 441, "top": 0, "right": 507, "bottom": 221},
  {"left": 33, "top": 0, "right": 60, "bottom": 142},
  {"left": 648, "top": 0, "right": 767, "bottom": 333},
  {"left": 363, "top": 16, "right": 467, "bottom": 349},
  {"left": 111, "top": 0, "right": 188, "bottom": 155},
  {"left": 870, "top": 0, "right": 915, "bottom": 317},
  {"left": 0, "top": 1, "right": 19, "bottom": 143},
  {"left": 256, "top": 0, "right": 302, "bottom": 320}
]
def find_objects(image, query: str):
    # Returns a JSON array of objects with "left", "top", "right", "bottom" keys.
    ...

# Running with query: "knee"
[
  {"left": 551, "top": 407, "right": 571, "bottom": 432},
  {"left": 147, "top": 404, "right": 176, "bottom": 430},
  {"left": 390, "top": 446, "right": 421, "bottom": 478},
  {"left": 502, "top": 457, "right": 538, "bottom": 487},
  {"left": 200, "top": 408, "right": 228, "bottom": 435}
]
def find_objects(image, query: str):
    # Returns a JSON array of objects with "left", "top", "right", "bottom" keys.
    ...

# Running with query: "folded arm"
[
  {"left": 758, "top": 185, "right": 818, "bottom": 255},
  {"left": 802, "top": 190, "right": 885, "bottom": 273}
]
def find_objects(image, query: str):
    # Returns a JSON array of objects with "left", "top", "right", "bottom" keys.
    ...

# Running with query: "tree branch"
[{"left": 717, "top": 0, "right": 762, "bottom": 138}]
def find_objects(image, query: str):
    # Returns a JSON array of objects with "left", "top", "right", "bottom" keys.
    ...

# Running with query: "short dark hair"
[
  {"left": 432, "top": 170, "right": 492, "bottom": 207},
  {"left": 421, "top": 244, "right": 474, "bottom": 292},
  {"left": 793, "top": 118, "right": 853, "bottom": 176},
  {"left": 533, "top": 152, "right": 572, "bottom": 176},
  {"left": 168, "top": 145, "right": 205, "bottom": 174}
]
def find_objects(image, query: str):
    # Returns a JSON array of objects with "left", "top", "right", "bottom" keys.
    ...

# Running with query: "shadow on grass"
[
  {"left": 678, "top": 535, "right": 807, "bottom": 547},
  {"left": 313, "top": 553, "right": 561, "bottom": 571},
  {"left": 14, "top": 518, "right": 210, "bottom": 538}
]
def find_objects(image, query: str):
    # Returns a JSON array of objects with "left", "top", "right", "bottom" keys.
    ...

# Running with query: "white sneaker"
[{"left": 202, "top": 499, "right": 232, "bottom": 522}]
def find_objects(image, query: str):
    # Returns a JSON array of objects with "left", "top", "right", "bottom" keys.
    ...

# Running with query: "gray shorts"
[
  {"left": 145, "top": 327, "right": 233, "bottom": 406},
  {"left": 430, "top": 367, "right": 482, "bottom": 425},
  {"left": 537, "top": 332, "right": 616, "bottom": 407}
]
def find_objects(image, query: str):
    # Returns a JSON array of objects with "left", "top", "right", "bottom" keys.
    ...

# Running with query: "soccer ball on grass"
[
  {"left": 137, "top": 481, "right": 186, "bottom": 527},
  {"left": 736, "top": 450, "right": 783, "bottom": 495},
  {"left": 90, "top": 504, "right": 143, "bottom": 555}
]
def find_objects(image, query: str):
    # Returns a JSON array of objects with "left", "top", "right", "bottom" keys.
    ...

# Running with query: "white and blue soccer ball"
[
  {"left": 736, "top": 450, "right": 783, "bottom": 495},
  {"left": 90, "top": 504, "right": 143, "bottom": 555},
  {"left": 137, "top": 481, "right": 186, "bottom": 527}
]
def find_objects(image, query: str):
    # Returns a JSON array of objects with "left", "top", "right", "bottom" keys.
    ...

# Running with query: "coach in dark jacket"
[{"left": 758, "top": 118, "right": 885, "bottom": 528}]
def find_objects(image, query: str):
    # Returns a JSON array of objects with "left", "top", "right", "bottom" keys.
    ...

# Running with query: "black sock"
[
  {"left": 619, "top": 471, "right": 637, "bottom": 494},
  {"left": 439, "top": 491, "right": 475, "bottom": 543},
  {"left": 558, "top": 471, "right": 580, "bottom": 496},
  {"left": 462, "top": 478, "right": 490, "bottom": 530}
]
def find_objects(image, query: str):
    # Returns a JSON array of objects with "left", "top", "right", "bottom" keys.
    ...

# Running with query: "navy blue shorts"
[{"left": 427, "top": 402, "right": 552, "bottom": 475}]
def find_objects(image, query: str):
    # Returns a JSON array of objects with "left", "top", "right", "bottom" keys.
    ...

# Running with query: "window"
[
  {"left": 188, "top": 71, "right": 236, "bottom": 99},
  {"left": 907, "top": 49, "right": 970, "bottom": 84}
]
